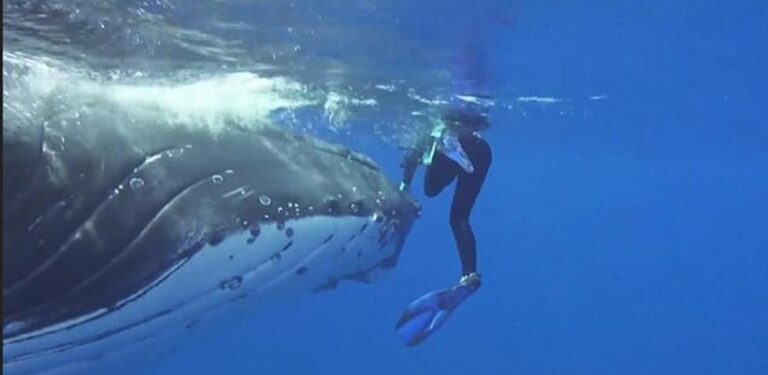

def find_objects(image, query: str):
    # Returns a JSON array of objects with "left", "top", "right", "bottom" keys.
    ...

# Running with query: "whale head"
[{"left": 3, "top": 120, "right": 420, "bottom": 374}]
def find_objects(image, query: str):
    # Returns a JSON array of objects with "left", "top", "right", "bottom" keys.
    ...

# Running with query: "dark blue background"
[{"left": 148, "top": 1, "right": 767, "bottom": 374}]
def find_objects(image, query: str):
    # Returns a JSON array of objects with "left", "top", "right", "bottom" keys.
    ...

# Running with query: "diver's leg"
[
  {"left": 424, "top": 152, "right": 459, "bottom": 197},
  {"left": 449, "top": 138, "right": 491, "bottom": 277}
]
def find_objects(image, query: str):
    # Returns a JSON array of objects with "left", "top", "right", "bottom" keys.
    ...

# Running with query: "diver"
[{"left": 399, "top": 108, "right": 492, "bottom": 288}]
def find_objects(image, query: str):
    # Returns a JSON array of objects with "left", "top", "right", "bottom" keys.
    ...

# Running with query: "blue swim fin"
[{"left": 395, "top": 277, "right": 481, "bottom": 347}]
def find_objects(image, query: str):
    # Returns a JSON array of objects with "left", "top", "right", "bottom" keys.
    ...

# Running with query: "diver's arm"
[
  {"left": 400, "top": 121, "right": 446, "bottom": 192},
  {"left": 399, "top": 148, "right": 422, "bottom": 191}
]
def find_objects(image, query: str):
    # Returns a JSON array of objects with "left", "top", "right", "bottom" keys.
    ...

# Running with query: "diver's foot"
[{"left": 459, "top": 272, "right": 481, "bottom": 287}]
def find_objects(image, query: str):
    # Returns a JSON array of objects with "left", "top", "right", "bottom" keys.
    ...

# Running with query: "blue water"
[
  {"left": 4, "top": 0, "right": 767, "bottom": 374},
  {"left": 143, "top": 2, "right": 768, "bottom": 374}
]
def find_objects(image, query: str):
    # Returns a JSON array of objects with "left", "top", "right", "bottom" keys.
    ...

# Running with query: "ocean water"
[{"left": 3, "top": 1, "right": 767, "bottom": 374}]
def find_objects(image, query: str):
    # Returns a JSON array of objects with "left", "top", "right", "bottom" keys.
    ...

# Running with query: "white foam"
[
  {"left": 104, "top": 72, "right": 314, "bottom": 130},
  {"left": 455, "top": 95, "right": 495, "bottom": 107},
  {"left": 407, "top": 91, "right": 447, "bottom": 105},
  {"left": 323, "top": 91, "right": 377, "bottom": 128},
  {"left": 3, "top": 51, "right": 316, "bottom": 133},
  {"left": 374, "top": 84, "right": 396, "bottom": 92},
  {"left": 516, "top": 96, "right": 562, "bottom": 104}
]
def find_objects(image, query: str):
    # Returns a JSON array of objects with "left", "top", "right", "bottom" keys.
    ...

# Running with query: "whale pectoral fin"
[{"left": 395, "top": 282, "right": 479, "bottom": 347}]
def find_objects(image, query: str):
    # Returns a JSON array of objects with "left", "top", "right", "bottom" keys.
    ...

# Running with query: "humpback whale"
[{"left": 2, "top": 112, "right": 420, "bottom": 374}]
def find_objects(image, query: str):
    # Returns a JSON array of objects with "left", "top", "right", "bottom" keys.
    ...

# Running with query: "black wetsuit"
[{"left": 402, "top": 132, "right": 492, "bottom": 276}]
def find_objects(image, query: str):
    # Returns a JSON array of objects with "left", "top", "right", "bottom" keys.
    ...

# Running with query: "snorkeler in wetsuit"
[{"left": 399, "top": 109, "right": 492, "bottom": 287}]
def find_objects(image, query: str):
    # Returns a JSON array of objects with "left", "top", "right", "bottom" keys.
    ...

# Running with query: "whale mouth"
[{"left": 4, "top": 212, "right": 405, "bottom": 368}]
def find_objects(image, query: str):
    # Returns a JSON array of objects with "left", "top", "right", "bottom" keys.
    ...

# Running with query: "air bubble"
[
  {"left": 212, "top": 175, "right": 223, "bottom": 184},
  {"left": 166, "top": 148, "right": 184, "bottom": 157},
  {"left": 259, "top": 195, "right": 271, "bottom": 206},
  {"left": 129, "top": 177, "right": 145, "bottom": 189}
]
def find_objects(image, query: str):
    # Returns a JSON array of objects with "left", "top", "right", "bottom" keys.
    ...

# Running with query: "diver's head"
[{"left": 441, "top": 108, "right": 490, "bottom": 134}]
